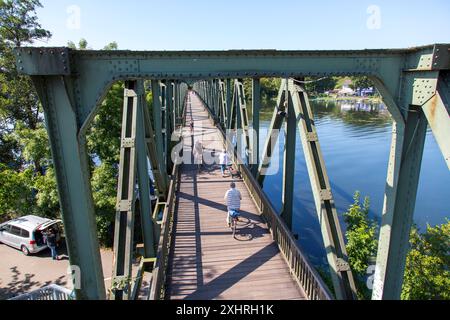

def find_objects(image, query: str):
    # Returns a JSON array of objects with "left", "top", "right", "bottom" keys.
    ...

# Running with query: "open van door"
[{"left": 37, "top": 219, "right": 62, "bottom": 231}]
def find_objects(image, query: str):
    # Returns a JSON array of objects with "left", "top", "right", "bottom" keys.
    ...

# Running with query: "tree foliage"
[
  {"left": 343, "top": 192, "right": 449, "bottom": 300},
  {"left": 0, "top": 0, "right": 54, "bottom": 221},
  {"left": 343, "top": 191, "right": 378, "bottom": 299},
  {"left": 402, "top": 221, "right": 450, "bottom": 300},
  {"left": 304, "top": 77, "right": 338, "bottom": 95},
  {"left": 0, "top": 1, "right": 122, "bottom": 246}
]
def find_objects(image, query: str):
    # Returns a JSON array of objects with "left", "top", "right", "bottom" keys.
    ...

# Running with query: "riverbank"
[{"left": 310, "top": 95, "right": 383, "bottom": 103}]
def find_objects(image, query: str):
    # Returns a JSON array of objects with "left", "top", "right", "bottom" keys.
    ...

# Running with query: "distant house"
[
  {"left": 356, "top": 87, "right": 376, "bottom": 96},
  {"left": 337, "top": 86, "right": 355, "bottom": 96},
  {"left": 335, "top": 79, "right": 355, "bottom": 96}
]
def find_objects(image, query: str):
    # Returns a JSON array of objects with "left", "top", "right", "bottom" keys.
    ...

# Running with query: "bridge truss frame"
[{"left": 15, "top": 44, "right": 450, "bottom": 300}]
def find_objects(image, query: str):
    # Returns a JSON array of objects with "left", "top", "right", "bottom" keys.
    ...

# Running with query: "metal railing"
[
  {"left": 209, "top": 108, "right": 333, "bottom": 301},
  {"left": 9, "top": 285, "right": 74, "bottom": 300},
  {"left": 148, "top": 93, "right": 188, "bottom": 300},
  {"left": 148, "top": 163, "right": 179, "bottom": 300}
]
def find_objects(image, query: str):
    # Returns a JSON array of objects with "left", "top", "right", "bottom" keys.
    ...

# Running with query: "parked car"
[{"left": 0, "top": 215, "right": 62, "bottom": 255}]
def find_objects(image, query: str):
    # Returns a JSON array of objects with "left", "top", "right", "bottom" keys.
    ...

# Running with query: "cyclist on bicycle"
[{"left": 224, "top": 182, "right": 242, "bottom": 228}]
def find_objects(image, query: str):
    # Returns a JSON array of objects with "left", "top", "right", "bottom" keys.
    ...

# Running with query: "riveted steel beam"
[
  {"left": 256, "top": 79, "right": 287, "bottom": 185},
  {"left": 421, "top": 71, "right": 450, "bottom": 169},
  {"left": 111, "top": 80, "right": 140, "bottom": 300},
  {"left": 372, "top": 67, "right": 446, "bottom": 299},
  {"left": 142, "top": 103, "right": 168, "bottom": 199},
  {"left": 226, "top": 79, "right": 232, "bottom": 129},
  {"left": 31, "top": 76, "right": 105, "bottom": 300},
  {"left": 135, "top": 80, "right": 156, "bottom": 259},
  {"left": 372, "top": 107, "right": 428, "bottom": 300},
  {"left": 151, "top": 80, "right": 167, "bottom": 181},
  {"left": 281, "top": 81, "right": 296, "bottom": 230},
  {"left": 251, "top": 78, "right": 261, "bottom": 176},
  {"left": 219, "top": 80, "right": 227, "bottom": 128},
  {"left": 165, "top": 81, "right": 174, "bottom": 173},
  {"left": 289, "top": 79, "right": 357, "bottom": 300},
  {"left": 236, "top": 79, "right": 251, "bottom": 164}
]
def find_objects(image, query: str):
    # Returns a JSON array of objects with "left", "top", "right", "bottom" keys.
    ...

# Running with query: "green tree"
[
  {"left": 402, "top": 221, "right": 450, "bottom": 300},
  {"left": 304, "top": 77, "right": 338, "bottom": 95},
  {"left": 343, "top": 191, "right": 378, "bottom": 299},
  {"left": 343, "top": 192, "right": 449, "bottom": 300},
  {"left": 0, "top": 164, "right": 34, "bottom": 219},
  {"left": 1, "top": 0, "right": 51, "bottom": 174},
  {"left": 0, "top": 0, "right": 55, "bottom": 222},
  {"left": 351, "top": 76, "right": 373, "bottom": 89}
]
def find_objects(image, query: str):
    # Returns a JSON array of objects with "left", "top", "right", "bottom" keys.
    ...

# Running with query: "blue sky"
[{"left": 35, "top": 0, "right": 450, "bottom": 50}]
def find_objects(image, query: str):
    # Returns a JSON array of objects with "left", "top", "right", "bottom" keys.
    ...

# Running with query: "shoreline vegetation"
[{"left": 310, "top": 95, "right": 383, "bottom": 103}]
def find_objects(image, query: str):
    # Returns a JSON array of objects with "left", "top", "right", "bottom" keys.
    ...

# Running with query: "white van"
[{"left": 0, "top": 215, "right": 62, "bottom": 255}]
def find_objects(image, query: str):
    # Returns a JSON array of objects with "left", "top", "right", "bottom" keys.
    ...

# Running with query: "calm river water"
[{"left": 249, "top": 99, "right": 449, "bottom": 267}]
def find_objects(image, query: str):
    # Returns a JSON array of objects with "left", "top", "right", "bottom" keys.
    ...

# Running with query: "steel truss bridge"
[{"left": 15, "top": 44, "right": 450, "bottom": 300}]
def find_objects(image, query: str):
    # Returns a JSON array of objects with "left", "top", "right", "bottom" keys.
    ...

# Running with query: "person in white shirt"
[
  {"left": 218, "top": 149, "right": 230, "bottom": 177},
  {"left": 193, "top": 140, "right": 203, "bottom": 170},
  {"left": 224, "top": 182, "right": 242, "bottom": 227}
]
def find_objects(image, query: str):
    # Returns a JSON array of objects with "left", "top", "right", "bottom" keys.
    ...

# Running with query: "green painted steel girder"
[
  {"left": 142, "top": 103, "right": 168, "bottom": 198},
  {"left": 135, "top": 81, "right": 156, "bottom": 259},
  {"left": 15, "top": 44, "right": 450, "bottom": 300},
  {"left": 288, "top": 79, "right": 358, "bottom": 300},
  {"left": 281, "top": 84, "right": 296, "bottom": 230},
  {"left": 251, "top": 78, "right": 261, "bottom": 177},
  {"left": 111, "top": 80, "right": 140, "bottom": 300},
  {"left": 235, "top": 79, "right": 251, "bottom": 164},
  {"left": 15, "top": 44, "right": 449, "bottom": 132},
  {"left": 371, "top": 68, "right": 444, "bottom": 299},
  {"left": 31, "top": 75, "right": 106, "bottom": 300},
  {"left": 256, "top": 81, "right": 287, "bottom": 185},
  {"left": 151, "top": 80, "right": 168, "bottom": 186}
]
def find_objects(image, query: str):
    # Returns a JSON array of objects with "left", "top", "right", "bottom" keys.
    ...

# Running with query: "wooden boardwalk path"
[{"left": 166, "top": 92, "right": 306, "bottom": 300}]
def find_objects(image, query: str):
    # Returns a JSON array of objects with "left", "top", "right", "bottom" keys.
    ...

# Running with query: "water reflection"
[
  {"left": 313, "top": 100, "right": 391, "bottom": 128},
  {"left": 252, "top": 99, "right": 449, "bottom": 268}
]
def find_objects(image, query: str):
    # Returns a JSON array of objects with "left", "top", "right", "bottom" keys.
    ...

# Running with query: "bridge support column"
[
  {"left": 289, "top": 79, "right": 357, "bottom": 300},
  {"left": 372, "top": 65, "right": 450, "bottom": 299},
  {"left": 235, "top": 79, "right": 251, "bottom": 164},
  {"left": 32, "top": 76, "right": 106, "bottom": 300},
  {"left": 257, "top": 79, "right": 287, "bottom": 185},
  {"left": 220, "top": 80, "right": 227, "bottom": 128},
  {"left": 112, "top": 80, "right": 140, "bottom": 300},
  {"left": 166, "top": 81, "right": 174, "bottom": 173},
  {"left": 135, "top": 81, "right": 156, "bottom": 259},
  {"left": 372, "top": 108, "right": 427, "bottom": 300},
  {"left": 226, "top": 79, "right": 232, "bottom": 129},
  {"left": 251, "top": 78, "right": 260, "bottom": 176},
  {"left": 281, "top": 82, "right": 296, "bottom": 230},
  {"left": 151, "top": 80, "right": 167, "bottom": 180}
]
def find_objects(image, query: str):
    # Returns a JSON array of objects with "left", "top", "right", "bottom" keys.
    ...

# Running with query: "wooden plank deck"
[{"left": 166, "top": 92, "right": 306, "bottom": 300}]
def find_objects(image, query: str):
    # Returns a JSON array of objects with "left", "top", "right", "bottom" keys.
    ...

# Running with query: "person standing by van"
[{"left": 44, "top": 228, "right": 58, "bottom": 260}]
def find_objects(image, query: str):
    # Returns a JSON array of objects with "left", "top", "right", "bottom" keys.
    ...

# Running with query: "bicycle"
[{"left": 228, "top": 209, "right": 240, "bottom": 237}]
